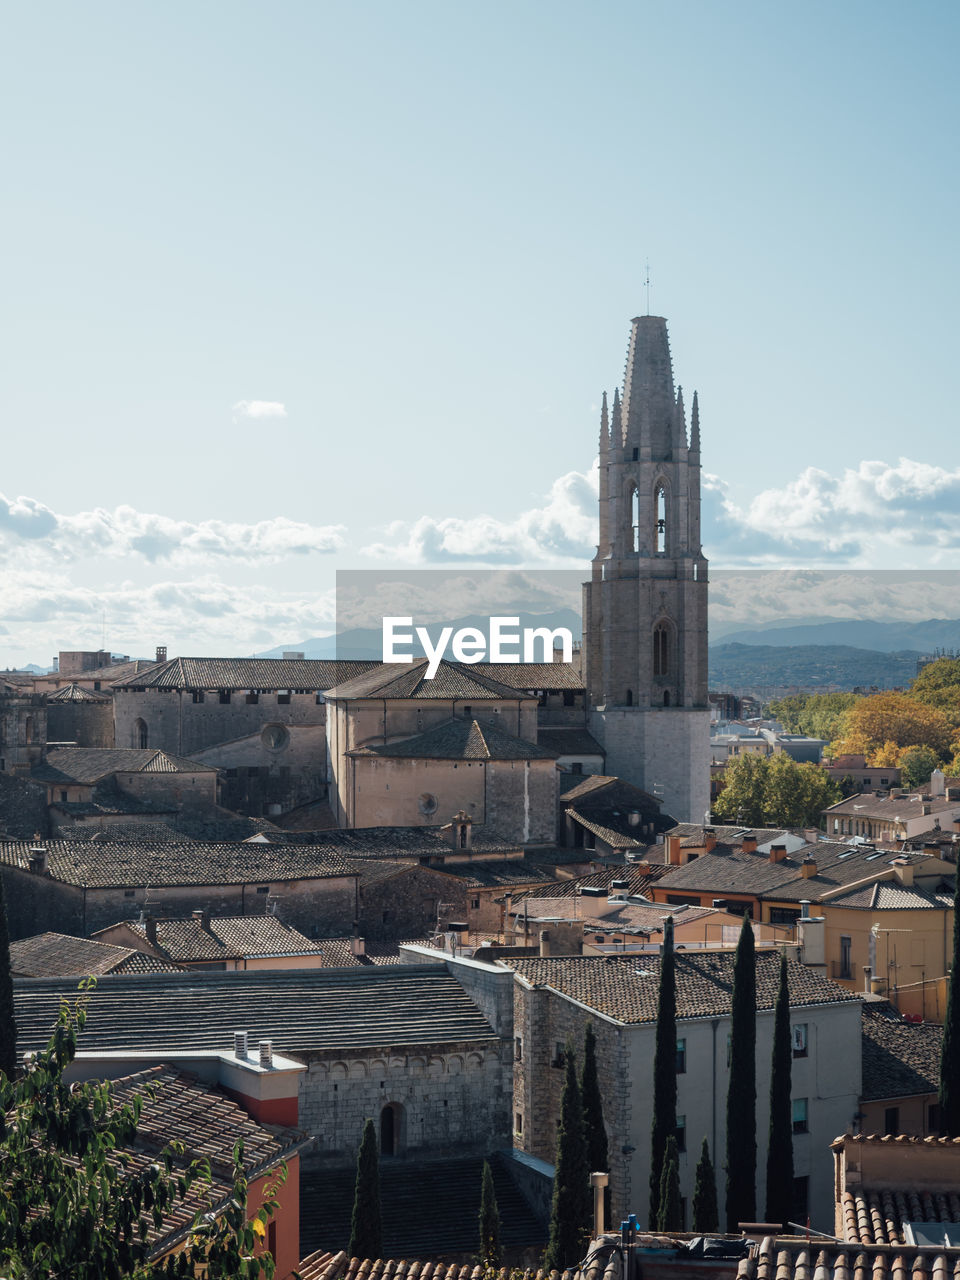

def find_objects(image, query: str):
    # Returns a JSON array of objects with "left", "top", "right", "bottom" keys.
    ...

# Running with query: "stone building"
[
  {"left": 32, "top": 747, "right": 219, "bottom": 821},
  {"left": 46, "top": 683, "right": 115, "bottom": 747},
  {"left": 503, "top": 950, "right": 863, "bottom": 1232},
  {"left": 583, "top": 315, "right": 710, "bottom": 824},
  {"left": 0, "top": 679, "right": 46, "bottom": 774}
]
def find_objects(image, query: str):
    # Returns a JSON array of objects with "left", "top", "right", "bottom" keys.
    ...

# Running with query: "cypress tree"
[
  {"left": 691, "top": 1137, "right": 719, "bottom": 1233},
  {"left": 478, "top": 1158, "right": 502, "bottom": 1268},
  {"left": 0, "top": 872, "right": 16, "bottom": 1080},
  {"left": 939, "top": 869, "right": 960, "bottom": 1136},
  {"left": 544, "top": 1044, "right": 591, "bottom": 1272},
  {"left": 649, "top": 916, "right": 677, "bottom": 1228},
  {"left": 348, "top": 1118, "right": 382, "bottom": 1259},
  {"left": 656, "top": 1134, "right": 682, "bottom": 1233},
  {"left": 725, "top": 916, "right": 757, "bottom": 1231},
  {"left": 765, "top": 952, "right": 794, "bottom": 1224},
  {"left": 581, "top": 1022, "right": 608, "bottom": 1174}
]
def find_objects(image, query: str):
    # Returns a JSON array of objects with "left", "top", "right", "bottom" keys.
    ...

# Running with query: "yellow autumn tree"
[{"left": 834, "top": 692, "right": 953, "bottom": 759}]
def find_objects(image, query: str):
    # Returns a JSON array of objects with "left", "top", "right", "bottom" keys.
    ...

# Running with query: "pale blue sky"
[{"left": 2, "top": 1, "right": 959, "bottom": 663}]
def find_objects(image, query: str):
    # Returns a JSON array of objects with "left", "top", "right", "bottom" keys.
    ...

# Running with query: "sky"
[{"left": 2, "top": 1, "right": 959, "bottom": 666}]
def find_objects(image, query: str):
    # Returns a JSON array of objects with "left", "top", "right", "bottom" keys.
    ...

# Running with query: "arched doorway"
[
  {"left": 134, "top": 718, "right": 148, "bottom": 749},
  {"left": 380, "top": 1103, "right": 402, "bottom": 1157}
]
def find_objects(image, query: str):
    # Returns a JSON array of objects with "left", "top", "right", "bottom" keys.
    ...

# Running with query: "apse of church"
[{"left": 583, "top": 315, "right": 711, "bottom": 824}]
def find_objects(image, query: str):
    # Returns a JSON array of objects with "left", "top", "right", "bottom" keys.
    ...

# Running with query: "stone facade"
[
  {"left": 591, "top": 706, "right": 711, "bottom": 828},
  {"left": 0, "top": 684, "right": 46, "bottom": 774}
]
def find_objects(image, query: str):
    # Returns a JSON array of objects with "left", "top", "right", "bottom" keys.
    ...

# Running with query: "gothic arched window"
[
  {"left": 655, "top": 483, "right": 667, "bottom": 554},
  {"left": 653, "top": 624, "right": 669, "bottom": 677},
  {"left": 631, "top": 486, "right": 640, "bottom": 553},
  {"left": 134, "top": 718, "right": 148, "bottom": 749}
]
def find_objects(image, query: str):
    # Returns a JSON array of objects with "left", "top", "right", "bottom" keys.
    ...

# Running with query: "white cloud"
[
  {"left": 0, "top": 491, "right": 345, "bottom": 564},
  {"left": 232, "top": 400, "right": 287, "bottom": 421}
]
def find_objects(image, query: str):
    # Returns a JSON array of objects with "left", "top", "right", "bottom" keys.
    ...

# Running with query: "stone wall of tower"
[{"left": 589, "top": 705, "right": 710, "bottom": 825}]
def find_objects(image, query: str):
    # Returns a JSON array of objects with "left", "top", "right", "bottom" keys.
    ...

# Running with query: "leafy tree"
[
  {"left": 649, "top": 917, "right": 677, "bottom": 1228},
  {"left": 866, "top": 740, "right": 903, "bottom": 768},
  {"left": 764, "top": 952, "right": 793, "bottom": 1225},
  {"left": 478, "top": 1159, "right": 502, "bottom": 1268},
  {"left": 656, "top": 1134, "right": 682, "bottom": 1233},
  {"left": 897, "top": 745, "right": 942, "bottom": 790},
  {"left": 725, "top": 917, "right": 757, "bottom": 1231},
  {"left": 0, "top": 872, "right": 16, "bottom": 1080},
  {"left": 834, "top": 692, "right": 953, "bottom": 759},
  {"left": 0, "top": 993, "right": 282, "bottom": 1279},
  {"left": 581, "top": 1023, "right": 608, "bottom": 1175},
  {"left": 349, "top": 1118, "right": 382, "bottom": 1259},
  {"left": 714, "top": 752, "right": 839, "bottom": 829},
  {"left": 691, "top": 1138, "right": 719, "bottom": 1233},
  {"left": 544, "top": 1044, "right": 591, "bottom": 1272},
  {"left": 939, "top": 869, "right": 960, "bottom": 1136},
  {"left": 909, "top": 657, "right": 960, "bottom": 729},
  {"left": 768, "top": 692, "right": 860, "bottom": 743}
]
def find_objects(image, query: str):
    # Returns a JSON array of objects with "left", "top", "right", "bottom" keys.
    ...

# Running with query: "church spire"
[
  {"left": 621, "top": 315, "right": 677, "bottom": 459},
  {"left": 599, "top": 390, "right": 609, "bottom": 455},
  {"left": 611, "top": 386, "right": 623, "bottom": 458},
  {"left": 675, "top": 385, "right": 687, "bottom": 450},
  {"left": 690, "top": 390, "right": 700, "bottom": 455}
]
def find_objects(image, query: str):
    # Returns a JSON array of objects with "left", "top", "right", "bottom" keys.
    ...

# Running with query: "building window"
[
  {"left": 676, "top": 1038, "right": 686, "bottom": 1074},
  {"left": 133, "top": 718, "right": 148, "bottom": 749},
  {"left": 655, "top": 483, "right": 667, "bottom": 554},
  {"left": 515, "top": 1112, "right": 523, "bottom": 1134},
  {"left": 60, "top": 790, "right": 68, "bottom": 803},
  {"left": 675, "top": 1114, "right": 686, "bottom": 1152},
  {"left": 246, "top": 691, "right": 259, "bottom": 705},
  {"left": 927, "top": 1103, "right": 941, "bottom": 1135},
  {"left": 219, "top": 690, "right": 231, "bottom": 704},
  {"left": 277, "top": 689, "right": 291, "bottom": 705},
  {"left": 256, "top": 885, "right": 270, "bottom": 895},
  {"left": 625, "top": 688, "right": 634, "bottom": 706},
  {"left": 884, "top": 1106, "right": 900, "bottom": 1135},
  {"left": 124, "top": 889, "right": 135, "bottom": 898},
  {"left": 570, "top": 762, "right": 583, "bottom": 774},
  {"left": 792, "top": 1098, "right": 808, "bottom": 1134},
  {"left": 631, "top": 486, "right": 640, "bottom": 552},
  {"left": 653, "top": 623, "right": 669, "bottom": 677},
  {"left": 463, "top": 706, "right": 472, "bottom": 718},
  {"left": 192, "top": 690, "right": 205, "bottom": 703},
  {"left": 792, "top": 1175, "right": 809, "bottom": 1221},
  {"left": 792, "top": 1024, "right": 808, "bottom": 1058},
  {"left": 553, "top": 1042, "right": 566, "bottom": 1068},
  {"left": 839, "top": 935, "right": 852, "bottom": 979},
  {"left": 471, "top": 897, "right": 480, "bottom": 910},
  {"left": 515, "top": 1036, "right": 522, "bottom": 1061}
]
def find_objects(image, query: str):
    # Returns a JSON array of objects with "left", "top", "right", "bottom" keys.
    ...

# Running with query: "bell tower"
[{"left": 583, "top": 314, "right": 710, "bottom": 823}]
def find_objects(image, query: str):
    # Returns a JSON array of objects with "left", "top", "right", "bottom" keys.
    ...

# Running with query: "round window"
[
  {"left": 260, "top": 723, "right": 290, "bottom": 751},
  {"left": 418, "top": 792, "right": 439, "bottom": 816}
]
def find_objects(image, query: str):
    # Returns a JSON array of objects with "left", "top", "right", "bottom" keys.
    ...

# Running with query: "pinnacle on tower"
[
  {"left": 600, "top": 390, "right": 609, "bottom": 455},
  {"left": 690, "top": 390, "right": 700, "bottom": 454},
  {"left": 611, "top": 386, "right": 623, "bottom": 457},
  {"left": 675, "top": 385, "right": 687, "bottom": 451}
]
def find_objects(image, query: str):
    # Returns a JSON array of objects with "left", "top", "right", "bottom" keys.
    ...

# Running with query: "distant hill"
[
  {"left": 259, "top": 608, "right": 583, "bottom": 661},
  {"left": 715, "top": 617, "right": 960, "bottom": 654},
  {"left": 708, "top": 642, "right": 923, "bottom": 692}
]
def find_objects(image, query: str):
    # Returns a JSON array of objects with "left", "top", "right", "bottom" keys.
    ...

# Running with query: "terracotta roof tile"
[
  {"left": 33, "top": 747, "right": 217, "bottom": 784},
  {"left": 325, "top": 658, "right": 532, "bottom": 702},
  {"left": 10, "top": 931, "right": 178, "bottom": 977},
  {"left": 349, "top": 717, "right": 557, "bottom": 761},
  {"left": 111, "top": 656, "right": 377, "bottom": 691},
  {"left": 861, "top": 1007, "right": 942, "bottom": 1102}
]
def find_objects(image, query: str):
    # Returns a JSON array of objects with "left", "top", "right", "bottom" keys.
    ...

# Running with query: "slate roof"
[
  {"left": 502, "top": 951, "right": 859, "bottom": 1023},
  {"left": 655, "top": 842, "right": 947, "bottom": 904},
  {"left": 861, "top": 1006, "right": 943, "bottom": 1101},
  {"left": 46, "top": 682, "right": 112, "bottom": 703},
  {"left": 33, "top": 747, "right": 217, "bottom": 784},
  {"left": 826, "top": 881, "right": 954, "bottom": 910},
  {"left": 0, "top": 839, "right": 353, "bottom": 888},
  {"left": 111, "top": 656, "right": 377, "bottom": 691},
  {"left": 324, "top": 658, "right": 529, "bottom": 702},
  {"left": 13, "top": 966, "right": 499, "bottom": 1057},
  {"left": 348, "top": 717, "right": 557, "bottom": 761},
  {"left": 9, "top": 931, "right": 179, "bottom": 977},
  {"left": 536, "top": 727, "right": 604, "bottom": 756},
  {"left": 101, "top": 915, "right": 326, "bottom": 961}
]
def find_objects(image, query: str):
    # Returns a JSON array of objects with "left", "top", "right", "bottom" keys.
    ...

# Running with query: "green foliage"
[
  {"left": 768, "top": 692, "right": 861, "bottom": 742},
  {"left": 939, "top": 871, "right": 960, "bottom": 1137},
  {"left": 725, "top": 917, "right": 757, "bottom": 1231},
  {"left": 581, "top": 1023, "right": 608, "bottom": 1175},
  {"left": 649, "top": 917, "right": 677, "bottom": 1228},
  {"left": 478, "top": 1159, "right": 502, "bottom": 1268},
  {"left": 909, "top": 658, "right": 960, "bottom": 729},
  {"left": 0, "top": 992, "right": 281, "bottom": 1279},
  {"left": 0, "top": 873, "right": 16, "bottom": 1080},
  {"left": 713, "top": 751, "right": 840, "bottom": 829},
  {"left": 656, "top": 1134, "right": 682, "bottom": 1233},
  {"left": 897, "top": 745, "right": 943, "bottom": 789},
  {"left": 349, "top": 1119, "right": 382, "bottom": 1260},
  {"left": 691, "top": 1138, "right": 719, "bottom": 1233},
  {"left": 764, "top": 953, "right": 794, "bottom": 1225},
  {"left": 544, "top": 1044, "right": 591, "bottom": 1273}
]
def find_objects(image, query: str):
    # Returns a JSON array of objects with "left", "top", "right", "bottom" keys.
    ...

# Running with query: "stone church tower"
[{"left": 583, "top": 314, "right": 710, "bottom": 823}]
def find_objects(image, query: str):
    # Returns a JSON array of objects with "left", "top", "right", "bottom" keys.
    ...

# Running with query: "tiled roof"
[
  {"left": 561, "top": 775, "right": 662, "bottom": 812},
  {"left": 9, "top": 931, "right": 179, "bottom": 977},
  {"left": 834, "top": 1134, "right": 960, "bottom": 1244},
  {"left": 13, "top": 966, "right": 499, "bottom": 1057},
  {"left": 33, "top": 747, "right": 217, "bottom": 784},
  {"left": 515, "top": 896, "right": 710, "bottom": 935},
  {"left": 308, "top": 938, "right": 412, "bottom": 966},
  {"left": 513, "top": 864, "right": 670, "bottom": 901},
  {"left": 349, "top": 717, "right": 557, "bottom": 761},
  {"left": 738, "top": 1237, "right": 960, "bottom": 1280},
  {"left": 324, "top": 658, "right": 529, "bottom": 702},
  {"left": 826, "top": 881, "right": 954, "bottom": 910},
  {"left": 476, "top": 662, "right": 584, "bottom": 691},
  {"left": 0, "top": 838, "right": 353, "bottom": 888},
  {"left": 111, "top": 656, "right": 377, "bottom": 691},
  {"left": 826, "top": 791, "right": 960, "bottom": 820},
  {"left": 502, "top": 951, "right": 859, "bottom": 1023},
  {"left": 109, "top": 914, "right": 326, "bottom": 961},
  {"left": 567, "top": 813, "right": 645, "bottom": 849},
  {"left": 46, "top": 682, "right": 112, "bottom": 703},
  {"left": 861, "top": 1006, "right": 942, "bottom": 1101},
  {"left": 536, "top": 727, "right": 605, "bottom": 756}
]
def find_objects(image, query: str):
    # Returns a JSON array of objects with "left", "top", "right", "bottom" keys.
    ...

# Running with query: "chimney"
[
  {"left": 234, "top": 1030, "right": 248, "bottom": 1059},
  {"left": 803, "top": 828, "right": 820, "bottom": 846},
  {"left": 666, "top": 834, "right": 683, "bottom": 866},
  {"left": 741, "top": 834, "right": 758, "bottom": 854},
  {"left": 258, "top": 1040, "right": 273, "bottom": 1069},
  {"left": 145, "top": 916, "right": 158, "bottom": 946},
  {"left": 155, "top": 645, "right": 167, "bottom": 664},
  {"left": 931, "top": 769, "right": 946, "bottom": 798},
  {"left": 703, "top": 827, "right": 717, "bottom": 853},
  {"left": 27, "top": 844, "right": 47, "bottom": 875},
  {"left": 800, "top": 856, "right": 817, "bottom": 879},
  {"left": 539, "top": 929, "right": 551, "bottom": 957},
  {"left": 863, "top": 966, "right": 873, "bottom": 994},
  {"left": 893, "top": 857, "right": 914, "bottom": 887},
  {"left": 350, "top": 935, "right": 366, "bottom": 957},
  {"left": 591, "top": 1171, "right": 610, "bottom": 1237},
  {"left": 799, "top": 899, "right": 810, "bottom": 919},
  {"left": 769, "top": 843, "right": 787, "bottom": 864}
]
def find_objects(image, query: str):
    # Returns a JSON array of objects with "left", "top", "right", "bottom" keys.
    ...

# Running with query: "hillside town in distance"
[{"left": 4, "top": 315, "right": 960, "bottom": 1280}]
